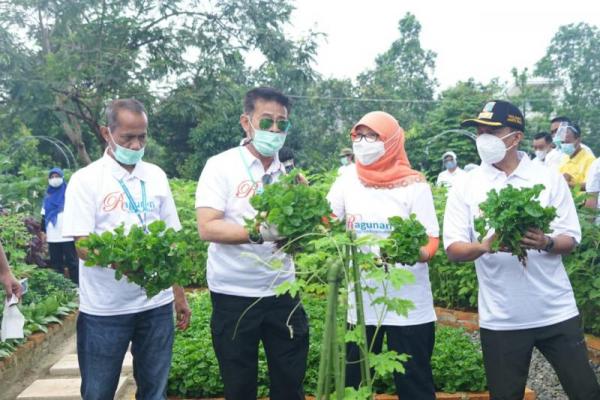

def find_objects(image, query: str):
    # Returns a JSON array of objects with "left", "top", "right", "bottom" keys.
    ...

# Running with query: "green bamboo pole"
[
  {"left": 335, "top": 244, "right": 351, "bottom": 400},
  {"left": 316, "top": 259, "right": 342, "bottom": 399},
  {"left": 350, "top": 233, "right": 372, "bottom": 393}
]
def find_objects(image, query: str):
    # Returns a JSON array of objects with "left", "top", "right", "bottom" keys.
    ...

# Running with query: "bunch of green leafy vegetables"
[
  {"left": 77, "top": 220, "right": 193, "bottom": 297},
  {"left": 246, "top": 170, "right": 335, "bottom": 254},
  {"left": 379, "top": 214, "right": 428, "bottom": 266},
  {"left": 474, "top": 184, "right": 557, "bottom": 266}
]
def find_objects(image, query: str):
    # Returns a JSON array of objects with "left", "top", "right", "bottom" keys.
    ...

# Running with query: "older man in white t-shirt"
[
  {"left": 62, "top": 99, "right": 190, "bottom": 400},
  {"left": 195, "top": 87, "right": 308, "bottom": 400},
  {"left": 444, "top": 100, "right": 600, "bottom": 399}
]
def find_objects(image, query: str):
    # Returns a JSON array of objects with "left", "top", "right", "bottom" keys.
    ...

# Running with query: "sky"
[{"left": 285, "top": 0, "right": 600, "bottom": 91}]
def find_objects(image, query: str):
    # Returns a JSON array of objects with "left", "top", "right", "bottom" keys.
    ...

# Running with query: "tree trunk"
[{"left": 55, "top": 95, "right": 93, "bottom": 165}]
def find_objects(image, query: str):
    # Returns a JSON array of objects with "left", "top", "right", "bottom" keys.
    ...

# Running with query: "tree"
[
  {"left": 535, "top": 22, "right": 600, "bottom": 153},
  {"left": 405, "top": 79, "right": 501, "bottom": 178},
  {"left": 356, "top": 13, "right": 437, "bottom": 127},
  {"left": 0, "top": 0, "right": 300, "bottom": 165}
]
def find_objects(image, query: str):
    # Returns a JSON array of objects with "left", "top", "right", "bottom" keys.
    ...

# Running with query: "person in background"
[
  {"left": 551, "top": 116, "right": 595, "bottom": 157},
  {"left": 445, "top": 99, "right": 600, "bottom": 399},
  {"left": 328, "top": 111, "right": 440, "bottom": 399},
  {"left": 0, "top": 241, "right": 23, "bottom": 301},
  {"left": 195, "top": 87, "right": 308, "bottom": 400},
  {"left": 338, "top": 147, "right": 355, "bottom": 175},
  {"left": 532, "top": 132, "right": 563, "bottom": 170},
  {"left": 41, "top": 167, "right": 78, "bottom": 284},
  {"left": 558, "top": 123, "right": 595, "bottom": 190},
  {"left": 62, "top": 98, "right": 190, "bottom": 400},
  {"left": 436, "top": 151, "right": 465, "bottom": 188}
]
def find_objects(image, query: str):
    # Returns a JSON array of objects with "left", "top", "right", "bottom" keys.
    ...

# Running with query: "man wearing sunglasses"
[{"left": 195, "top": 87, "right": 308, "bottom": 400}]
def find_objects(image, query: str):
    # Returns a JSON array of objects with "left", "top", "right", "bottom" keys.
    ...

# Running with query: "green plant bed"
[
  {"left": 168, "top": 291, "right": 486, "bottom": 398},
  {"left": 0, "top": 265, "right": 78, "bottom": 359}
]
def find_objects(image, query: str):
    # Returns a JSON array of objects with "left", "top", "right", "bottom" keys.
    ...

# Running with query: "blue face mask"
[
  {"left": 340, "top": 157, "right": 349, "bottom": 166},
  {"left": 109, "top": 130, "right": 145, "bottom": 165},
  {"left": 444, "top": 160, "right": 457, "bottom": 170},
  {"left": 250, "top": 125, "right": 287, "bottom": 157},
  {"left": 561, "top": 143, "right": 576, "bottom": 156}
]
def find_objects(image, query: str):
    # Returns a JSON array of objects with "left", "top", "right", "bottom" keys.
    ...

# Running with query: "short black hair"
[
  {"left": 243, "top": 87, "right": 290, "bottom": 114},
  {"left": 105, "top": 99, "right": 146, "bottom": 131},
  {"left": 568, "top": 123, "right": 581, "bottom": 138},
  {"left": 533, "top": 131, "right": 552, "bottom": 143},
  {"left": 550, "top": 116, "right": 571, "bottom": 124}
]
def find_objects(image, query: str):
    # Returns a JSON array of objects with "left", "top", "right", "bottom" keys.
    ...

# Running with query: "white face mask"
[
  {"left": 48, "top": 177, "right": 63, "bottom": 188},
  {"left": 352, "top": 140, "right": 386, "bottom": 166},
  {"left": 535, "top": 149, "right": 548, "bottom": 161},
  {"left": 476, "top": 131, "right": 517, "bottom": 165}
]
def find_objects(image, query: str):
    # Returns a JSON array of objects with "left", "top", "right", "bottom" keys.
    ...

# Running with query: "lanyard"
[
  {"left": 117, "top": 178, "right": 147, "bottom": 232},
  {"left": 239, "top": 146, "right": 265, "bottom": 194}
]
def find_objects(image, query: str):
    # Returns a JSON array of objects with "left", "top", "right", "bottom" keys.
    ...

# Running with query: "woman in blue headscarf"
[{"left": 41, "top": 168, "right": 78, "bottom": 284}]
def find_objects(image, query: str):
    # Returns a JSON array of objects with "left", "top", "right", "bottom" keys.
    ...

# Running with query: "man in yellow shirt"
[{"left": 559, "top": 123, "right": 596, "bottom": 189}]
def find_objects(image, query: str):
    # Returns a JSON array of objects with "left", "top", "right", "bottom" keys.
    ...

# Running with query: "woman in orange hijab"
[{"left": 327, "top": 111, "right": 439, "bottom": 399}]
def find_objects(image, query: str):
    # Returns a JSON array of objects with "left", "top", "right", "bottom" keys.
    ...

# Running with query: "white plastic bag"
[{"left": 1, "top": 295, "right": 25, "bottom": 341}]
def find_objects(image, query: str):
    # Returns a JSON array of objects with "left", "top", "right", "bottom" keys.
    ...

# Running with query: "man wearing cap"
[
  {"left": 558, "top": 122, "right": 596, "bottom": 190},
  {"left": 338, "top": 147, "right": 355, "bottom": 175},
  {"left": 443, "top": 100, "right": 600, "bottom": 399},
  {"left": 436, "top": 151, "right": 465, "bottom": 188}
]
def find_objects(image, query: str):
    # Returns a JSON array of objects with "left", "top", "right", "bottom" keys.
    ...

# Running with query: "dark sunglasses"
[{"left": 258, "top": 118, "right": 291, "bottom": 132}]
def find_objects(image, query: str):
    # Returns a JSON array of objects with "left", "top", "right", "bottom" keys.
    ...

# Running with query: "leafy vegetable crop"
[
  {"left": 246, "top": 171, "right": 334, "bottom": 254},
  {"left": 474, "top": 184, "right": 557, "bottom": 265},
  {"left": 77, "top": 220, "right": 192, "bottom": 297},
  {"left": 380, "top": 214, "right": 428, "bottom": 266}
]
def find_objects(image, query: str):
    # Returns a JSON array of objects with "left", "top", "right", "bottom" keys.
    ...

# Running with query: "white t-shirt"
[
  {"left": 544, "top": 148, "right": 568, "bottom": 171},
  {"left": 62, "top": 153, "right": 181, "bottom": 316},
  {"left": 327, "top": 168, "right": 439, "bottom": 326},
  {"left": 41, "top": 208, "right": 72, "bottom": 243},
  {"left": 436, "top": 168, "right": 466, "bottom": 188},
  {"left": 586, "top": 158, "right": 600, "bottom": 218},
  {"left": 195, "top": 146, "right": 294, "bottom": 297},
  {"left": 443, "top": 153, "right": 580, "bottom": 330}
]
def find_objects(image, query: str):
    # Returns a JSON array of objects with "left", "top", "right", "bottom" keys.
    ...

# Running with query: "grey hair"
[{"left": 105, "top": 99, "right": 146, "bottom": 131}]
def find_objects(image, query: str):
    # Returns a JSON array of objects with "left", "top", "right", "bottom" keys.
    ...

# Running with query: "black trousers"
[
  {"left": 346, "top": 322, "right": 436, "bottom": 400},
  {"left": 48, "top": 241, "right": 79, "bottom": 284},
  {"left": 480, "top": 315, "right": 600, "bottom": 400},
  {"left": 210, "top": 291, "right": 309, "bottom": 400}
]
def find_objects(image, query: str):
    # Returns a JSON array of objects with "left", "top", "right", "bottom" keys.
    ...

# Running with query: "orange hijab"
[{"left": 352, "top": 111, "right": 425, "bottom": 188}]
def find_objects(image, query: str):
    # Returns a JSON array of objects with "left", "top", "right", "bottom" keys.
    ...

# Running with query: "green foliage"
[
  {"left": 0, "top": 266, "right": 78, "bottom": 360},
  {"left": 474, "top": 184, "right": 557, "bottom": 265},
  {"left": 0, "top": 213, "right": 31, "bottom": 263},
  {"left": 380, "top": 214, "right": 428, "bottom": 266},
  {"left": 246, "top": 171, "right": 333, "bottom": 254},
  {"left": 430, "top": 327, "right": 487, "bottom": 392},
  {"left": 563, "top": 199, "right": 600, "bottom": 335},
  {"left": 77, "top": 220, "right": 194, "bottom": 297},
  {"left": 170, "top": 178, "right": 208, "bottom": 287}
]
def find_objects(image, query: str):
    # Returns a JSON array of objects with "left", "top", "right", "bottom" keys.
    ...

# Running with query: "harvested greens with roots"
[
  {"left": 474, "top": 184, "right": 557, "bottom": 266},
  {"left": 77, "top": 220, "right": 193, "bottom": 297}
]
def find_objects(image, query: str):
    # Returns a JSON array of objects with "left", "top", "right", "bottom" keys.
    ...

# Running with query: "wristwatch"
[
  {"left": 543, "top": 235, "right": 555, "bottom": 253},
  {"left": 248, "top": 230, "right": 264, "bottom": 245}
]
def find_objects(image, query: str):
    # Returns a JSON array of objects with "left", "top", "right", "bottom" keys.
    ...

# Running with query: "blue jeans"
[{"left": 77, "top": 303, "right": 174, "bottom": 400}]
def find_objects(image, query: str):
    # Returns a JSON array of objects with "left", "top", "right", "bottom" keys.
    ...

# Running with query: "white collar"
[
  {"left": 480, "top": 151, "right": 536, "bottom": 181},
  {"left": 102, "top": 149, "right": 148, "bottom": 181}
]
